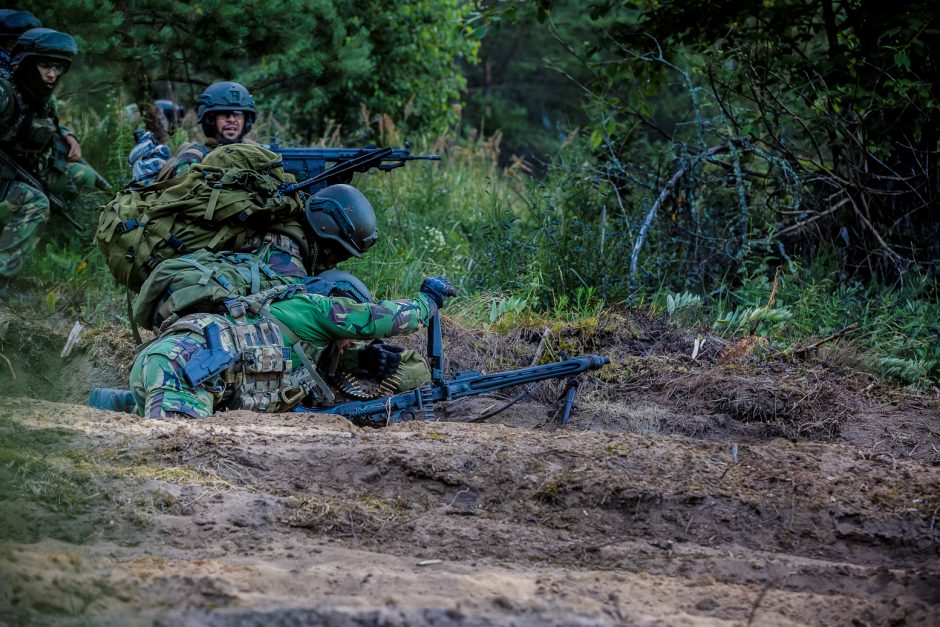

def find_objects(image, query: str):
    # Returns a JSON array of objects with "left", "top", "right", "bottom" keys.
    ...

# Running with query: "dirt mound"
[
  {"left": 0, "top": 398, "right": 938, "bottom": 625},
  {"left": 1, "top": 306, "right": 939, "bottom": 623},
  {"left": 0, "top": 306, "right": 137, "bottom": 403}
]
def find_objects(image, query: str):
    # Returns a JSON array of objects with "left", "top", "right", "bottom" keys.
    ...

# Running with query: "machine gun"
[
  {"left": 297, "top": 312, "right": 609, "bottom": 427},
  {"left": 270, "top": 141, "right": 440, "bottom": 194}
]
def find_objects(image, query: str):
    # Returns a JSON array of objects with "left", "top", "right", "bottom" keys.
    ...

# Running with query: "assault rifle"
[
  {"left": 270, "top": 141, "right": 440, "bottom": 194},
  {"left": 0, "top": 146, "right": 78, "bottom": 227},
  {"left": 296, "top": 312, "right": 609, "bottom": 427}
]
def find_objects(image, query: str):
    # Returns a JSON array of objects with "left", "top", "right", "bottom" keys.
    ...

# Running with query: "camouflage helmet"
[
  {"left": 0, "top": 11, "right": 41, "bottom": 42},
  {"left": 304, "top": 269, "right": 373, "bottom": 303},
  {"left": 11, "top": 28, "right": 77, "bottom": 67},
  {"left": 305, "top": 184, "right": 378, "bottom": 259},
  {"left": 196, "top": 81, "right": 256, "bottom": 136}
]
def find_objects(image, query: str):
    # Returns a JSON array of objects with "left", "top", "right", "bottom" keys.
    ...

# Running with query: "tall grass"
[{"left": 18, "top": 103, "right": 940, "bottom": 387}]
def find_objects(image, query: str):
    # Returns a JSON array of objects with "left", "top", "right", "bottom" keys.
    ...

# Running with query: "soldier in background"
[
  {"left": 0, "top": 10, "right": 41, "bottom": 78},
  {"left": 1, "top": 15, "right": 101, "bottom": 234},
  {"left": 0, "top": 27, "right": 80, "bottom": 284},
  {"left": 128, "top": 84, "right": 373, "bottom": 280},
  {"left": 155, "top": 81, "right": 257, "bottom": 181},
  {"left": 127, "top": 81, "right": 318, "bottom": 277}
]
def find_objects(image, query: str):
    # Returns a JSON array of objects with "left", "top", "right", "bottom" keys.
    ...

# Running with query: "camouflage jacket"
[{"left": 0, "top": 76, "right": 59, "bottom": 171}]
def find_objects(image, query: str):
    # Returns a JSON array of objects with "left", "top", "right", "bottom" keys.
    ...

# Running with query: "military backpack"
[
  {"left": 95, "top": 143, "right": 307, "bottom": 292},
  {"left": 133, "top": 249, "right": 302, "bottom": 332}
]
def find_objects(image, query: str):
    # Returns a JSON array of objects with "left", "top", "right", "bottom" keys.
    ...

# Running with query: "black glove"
[
  {"left": 420, "top": 275, "right": 458, "bottom": 308},
  {"left": 358, "top": 343, "right": 404, "bottom": 379}
]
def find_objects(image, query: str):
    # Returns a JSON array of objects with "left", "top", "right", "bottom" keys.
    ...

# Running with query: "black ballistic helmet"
[
  {"left": 304, "top": 269, "right": 373, "bottom": 303},
  {"left": 155, "top": 99, "right": 185, "bottom": 131},
  {"left": 196, "top": 81, "right": 256, "bottom": 137},
  {"left": 11, "top": 27, "right": 77, "bottom": 67},
  {"left": 0, "top": 11, "right": 41, "bottom": 42},
  {"left": 305, "top": 184, "right": 378, "bottom": 259}
]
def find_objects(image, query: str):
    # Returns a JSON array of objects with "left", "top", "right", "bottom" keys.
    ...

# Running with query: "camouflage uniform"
[
  {"left": 0, "top": 29, "right": 89, "bottom": 277},
  {"left": 0, "top": 179, "right": 48, "bottom": 276},
  {"left": 0, "top": 76, "right": 56, "bottom": 277},
  {"left": 44, "top": 131, "right": 98, "bottom": 209},
  {"left": 129, "top": 290, "right": 436, "bottom": 419}
]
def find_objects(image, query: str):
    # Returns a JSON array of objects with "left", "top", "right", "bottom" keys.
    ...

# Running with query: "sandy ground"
[{"left": 1, "top": 309, "right": 939, "bottom": 625}]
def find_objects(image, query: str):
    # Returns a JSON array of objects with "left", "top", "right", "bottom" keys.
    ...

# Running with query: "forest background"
[{"left": 15, "top": 0, "right": 940, "bottom": 387}]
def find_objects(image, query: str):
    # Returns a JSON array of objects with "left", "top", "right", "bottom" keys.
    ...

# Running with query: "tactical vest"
[
  {"left": 0, "top": 81, "right": 58, "bottom": 171},
  {"left": 160, "top": 297, "right": 332, "bottom": 413}
]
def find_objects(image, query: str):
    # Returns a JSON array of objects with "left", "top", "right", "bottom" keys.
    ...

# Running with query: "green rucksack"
[
  {"left": 133, "top": 250, "right": 301, "bottom": 332},
  {"left": 95, "top": 143, "right": 306, "bottom": 292}
]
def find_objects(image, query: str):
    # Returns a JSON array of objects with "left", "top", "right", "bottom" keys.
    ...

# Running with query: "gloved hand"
[
  {"left": 128, "top": 130, "right": 171, "bottom": 184},
  {"left": 358, "top": 343, "right": 404, "bottom": 379},
  {"left": 420, "top": 275, "right": 457, "bottom": 308}
]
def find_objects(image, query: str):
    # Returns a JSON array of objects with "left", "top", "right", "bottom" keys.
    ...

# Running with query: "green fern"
[
  {"left": 877, "top": 357, "right": 929, "bottom": 385},
  {"left": 714, "top": 306, "right": 793, "bottom": 333},
  {"left": 666, "top": 291, "right": 703, "bottom": 316}
]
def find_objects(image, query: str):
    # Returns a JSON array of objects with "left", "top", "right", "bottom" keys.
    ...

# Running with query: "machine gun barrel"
[
  {"left": 299, "top": 353, "right": 608, "bottom": 427},
  {"left": 443, "top": 356, "right": 608, "bottom": 400},
  {"left": 295, "top": 310, "right": 608, "bottom": 427}
]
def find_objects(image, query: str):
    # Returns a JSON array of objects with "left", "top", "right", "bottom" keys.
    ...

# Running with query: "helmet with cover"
[
  {"left": 305, "top": 184, "right": 378, "bottom": 260},
  {"left": 0, "top": 11, "right": 41, "bottom": 45},
  {"left": 11, "top": 27, "right": 76, "bottom": 66},
  {"left": 11, "top": 28, "right": 77, "bottom": 102},
  {"left": 196, "top": 81, "right": 256, "bottom": 138}
]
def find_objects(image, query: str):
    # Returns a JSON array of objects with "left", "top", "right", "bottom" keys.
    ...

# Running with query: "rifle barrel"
[{"left": 0, "top": 148, "right": 66, "bottom": 213}]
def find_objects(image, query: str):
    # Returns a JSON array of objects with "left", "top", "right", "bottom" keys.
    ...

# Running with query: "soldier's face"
[
  {"left": 36, "top": 61, "right": 66, "bottom": 88},
  {"left": 214, "top": 111, "right": 245, "bottom": 141}
]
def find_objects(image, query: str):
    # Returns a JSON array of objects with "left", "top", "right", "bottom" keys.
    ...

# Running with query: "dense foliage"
[
  {"left": 9, "top": 1, "right": 939, "bottom": 385},
  {"left": 22, "top": 0, "right": 479, "bottom": 140},
  {"left": 481, "top": 0, "right": 939, "bottom": 287}
]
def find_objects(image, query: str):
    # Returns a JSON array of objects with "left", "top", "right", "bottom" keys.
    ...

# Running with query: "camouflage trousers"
[
  {"left": 46, "top": 161, "right": 98, "bottom": 204},
  {"left": 129, "top": 333, "right": 216, "bottom": 419},
  {"left": 0, "top": 179, "right": 51, "bottom": 278}
]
